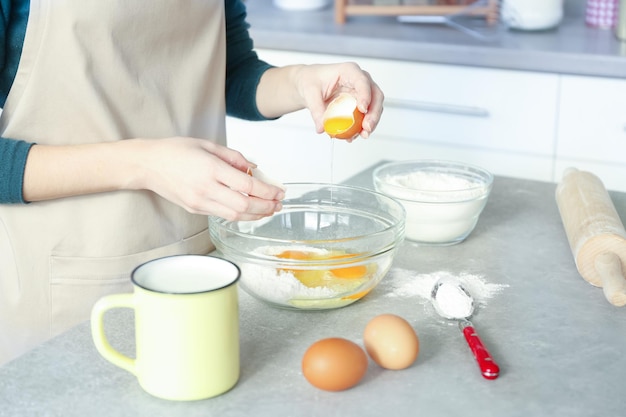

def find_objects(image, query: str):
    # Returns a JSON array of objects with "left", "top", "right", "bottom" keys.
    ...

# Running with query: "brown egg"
[
  {"left": 363, "top": 314, "right": 420, "bottom": 370},
  {"left": 322, "top": 93, "right": 365, "bottom": 139},
  {"left": 302, "top": 337, "right": 368, "bottom": 391}
]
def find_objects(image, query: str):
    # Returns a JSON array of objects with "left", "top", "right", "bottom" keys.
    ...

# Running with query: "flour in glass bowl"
[
  {"left": 240, "top": 262, "right": 337, "bottom": 305},
  {"left": 382, "top": 172, "right": 487, "bottom": 202},
  {"left": 238, "top": 246, "right": 335, "bottom": 305},
  {"left": 236, "top": 245, "right": 388, "bottom": 309},
  {"left": 373, "top": 162, "right": 493, "bottom": 244}
]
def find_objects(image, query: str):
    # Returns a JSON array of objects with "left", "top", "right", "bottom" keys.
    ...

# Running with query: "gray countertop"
[
  {"left": 245, "top": 0, "right": 626, "bottom": 78},
  {"left": 2, "top": 164, "right": 626, "bottom": 416}
]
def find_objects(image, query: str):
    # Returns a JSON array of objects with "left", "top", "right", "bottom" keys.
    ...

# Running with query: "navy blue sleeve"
[
  {"left": 0, "top": 0, "right": 28, "bottom": 106},
  {"left": 0, "top": 0, "right": 31, "bottom": 204},
  {"left": 224, "top": 0, "right": 274, "bottom": 121},
  {"left": 0, "top": 138, "right": 33, "bottom": 203}
]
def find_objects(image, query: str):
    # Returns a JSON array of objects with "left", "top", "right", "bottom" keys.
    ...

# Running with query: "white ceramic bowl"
[
  {"left": 210, "top": 183, "right": 405, "bottom": 310},
  {"left": 273, "top": 0, "right": 331, "bottom": 11},
  {"left": 373, "top": 160, "right": 493, "bottom": 246}
]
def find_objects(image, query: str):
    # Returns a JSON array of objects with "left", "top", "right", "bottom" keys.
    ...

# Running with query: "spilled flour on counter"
[{"left": 384, "top": 269, "right": 508, "bottom": 310}]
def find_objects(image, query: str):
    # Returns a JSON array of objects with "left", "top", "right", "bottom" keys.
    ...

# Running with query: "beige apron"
[{"left": 0, "top": 0, "right": 226, "bottom": 364}]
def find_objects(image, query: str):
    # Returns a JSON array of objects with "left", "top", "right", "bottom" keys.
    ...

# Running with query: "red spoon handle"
[{"left": 462, "top": 324, "right": 500, "bottom": 380}]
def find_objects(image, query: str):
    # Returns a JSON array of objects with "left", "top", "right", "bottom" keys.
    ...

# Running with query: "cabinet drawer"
[
  {"left": 256, "top": 49, "right": 559, "bottom": 156},
  {"left": 227, "top": 116, "right": 554, "bottom": 184},
  {"left": 556, "top": 75, "right": 626, "bottom": 165}
]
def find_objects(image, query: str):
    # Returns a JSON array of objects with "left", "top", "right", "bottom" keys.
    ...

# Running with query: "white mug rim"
[{"left": 130, "top": 254, "right": 240, "bottom": 295}]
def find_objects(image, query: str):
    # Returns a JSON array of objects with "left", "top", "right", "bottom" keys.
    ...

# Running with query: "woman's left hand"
[
  {"left": 295, "top": 62, "right": 384, "bottom": 140},
  {"left": 256, "top": 62, "right": 384, "bottom": 140}
]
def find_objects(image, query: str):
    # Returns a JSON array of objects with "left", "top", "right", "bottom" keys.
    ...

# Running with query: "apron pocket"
[{"left": 49, "top": 228, "right": 213, "bottom": 336}]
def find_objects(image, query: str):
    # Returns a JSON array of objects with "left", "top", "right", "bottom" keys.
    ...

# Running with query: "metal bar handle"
[{"left": 385, "top": 98, "right": 490, "bottom": 118}]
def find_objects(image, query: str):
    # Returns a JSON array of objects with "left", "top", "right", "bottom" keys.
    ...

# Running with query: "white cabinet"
[
  {"left": 555, "top": 75, "right": 626, "bottom": 191},
  {"left": 226, "top": 113, "right": 335, "bottom": 183},
  {"left": 226, "top": 49, "right": 565, "bottom": 186}
]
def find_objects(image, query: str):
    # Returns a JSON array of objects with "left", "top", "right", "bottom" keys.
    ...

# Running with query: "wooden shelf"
[{"left": 334, "top": 0, "right": 499, "bottom": 24}]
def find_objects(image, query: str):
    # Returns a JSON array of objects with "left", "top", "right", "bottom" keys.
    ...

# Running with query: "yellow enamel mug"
[{"left": 90, "top": 255, "right": 240, "bottom": 401}]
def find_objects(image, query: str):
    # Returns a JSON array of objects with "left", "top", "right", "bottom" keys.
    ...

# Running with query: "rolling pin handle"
[
  {"left": 594, "top": 252, "right": 626, "bottom": 307},
  {"left": 561, "top": 167, "right": 579, "bottom": 179}
]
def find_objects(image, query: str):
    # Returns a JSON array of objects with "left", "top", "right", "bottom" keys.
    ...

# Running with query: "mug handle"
[{"left": 90, "top": 293, "right": 136, "bottom": 375}]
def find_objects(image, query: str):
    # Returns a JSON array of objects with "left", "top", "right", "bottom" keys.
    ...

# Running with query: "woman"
[{"left": 0, "top": 0, "right": 383, "bottom": 365}]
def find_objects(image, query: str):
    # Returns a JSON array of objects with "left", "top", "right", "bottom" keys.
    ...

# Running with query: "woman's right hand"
[
  {"left": 136, "top": 137, "right": 284, "bottom": 220},
  {"left": 23, "top": 137, "right": 284, "bottom": 221}
]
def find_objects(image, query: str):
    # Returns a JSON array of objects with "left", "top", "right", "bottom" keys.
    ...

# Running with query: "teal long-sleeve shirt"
[{"left": 0, "top": 0, "right": 272, "bottom": 204}]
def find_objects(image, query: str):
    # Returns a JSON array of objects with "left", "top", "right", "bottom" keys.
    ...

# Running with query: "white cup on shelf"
[
  {"left": 503, "top": 0, "right": 564, "bottom": 31},
  {"left": 273, "top": 0, "right": 331, "bottom": 11}
]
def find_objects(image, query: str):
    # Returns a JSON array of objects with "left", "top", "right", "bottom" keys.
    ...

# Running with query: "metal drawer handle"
[{"left": 385, "top": 98, "right": 490, "bottom": 118}]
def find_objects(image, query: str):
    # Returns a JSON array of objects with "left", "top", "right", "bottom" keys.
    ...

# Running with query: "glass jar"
[{"left": 585, "top": 0, "right": 619, "bottom": 29}]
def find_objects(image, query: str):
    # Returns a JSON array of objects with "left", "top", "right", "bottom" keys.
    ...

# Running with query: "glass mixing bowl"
[
  {"left": 209, "top": 183, "right": 405, "bottom": 310},
  {"left": 373, "top": 160, "right": 493, "bottom": 246}
]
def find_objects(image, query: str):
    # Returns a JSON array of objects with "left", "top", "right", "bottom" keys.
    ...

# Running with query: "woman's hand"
[
  {"left": 23, "top": 138, "right": 284, "bottom": 220},
  {"left": 136, "top": 138, "right": 284, "bottom": 220},
  {"left": 255, "top": 62, "right": 384, "bottom": 140},
  {"left": 295, "top": 62, "right": 384, "bottom": 140}
]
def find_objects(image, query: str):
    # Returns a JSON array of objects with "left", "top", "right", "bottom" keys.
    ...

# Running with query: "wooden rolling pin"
[{"left": 555, "top": 168, "right": 626, "bottom": 306}]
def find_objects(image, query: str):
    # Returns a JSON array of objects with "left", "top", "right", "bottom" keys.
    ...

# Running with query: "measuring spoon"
[{"left": 431, "top": 277, "right": 500, "bottom": 380}]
